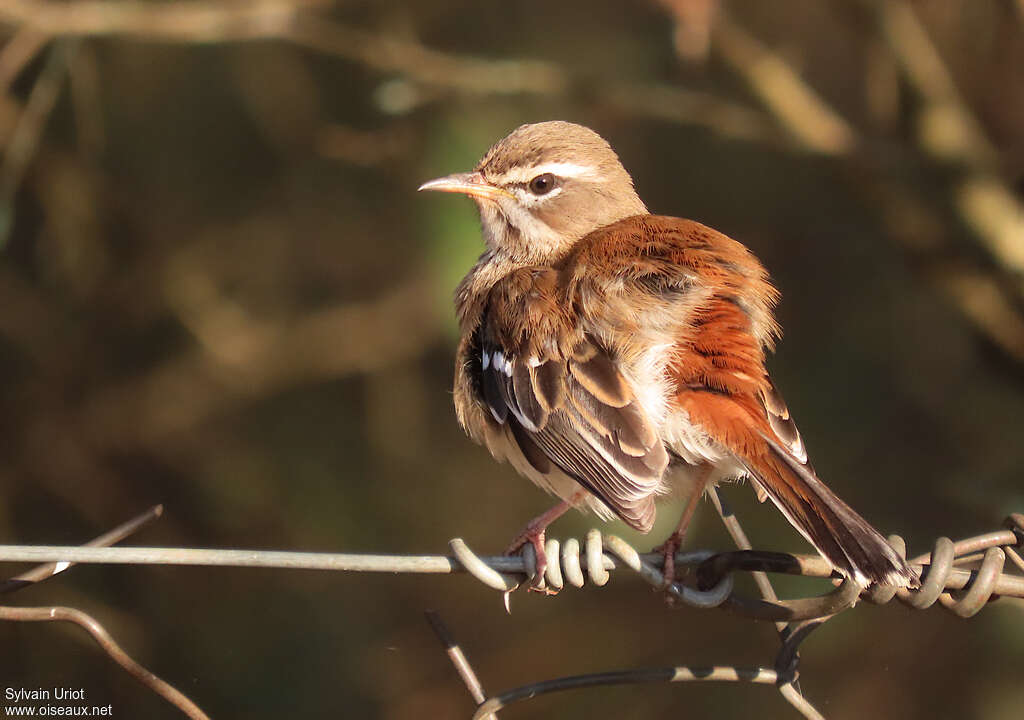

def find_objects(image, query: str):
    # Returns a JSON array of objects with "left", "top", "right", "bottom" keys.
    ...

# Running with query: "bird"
[{"left": 419, "top": 120, "right": 918, "bottom": 589}]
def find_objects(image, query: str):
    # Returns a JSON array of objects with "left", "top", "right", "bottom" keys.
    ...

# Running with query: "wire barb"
[
  {"left": 453, "top": 531, "right": 734, "bottom": 610},
  {"left": 449, "top": 518, "right": 1024, "bottom": 620},
  {"left": 1, "top": 511, "right": 1019, "bottom": 719}
]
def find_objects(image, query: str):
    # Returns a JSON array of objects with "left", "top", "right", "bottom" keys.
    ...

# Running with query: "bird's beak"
[{"left": 417, "top": 171, "right": 510, "bottom": 201}]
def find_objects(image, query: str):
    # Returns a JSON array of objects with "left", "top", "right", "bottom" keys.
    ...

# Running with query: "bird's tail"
[{"left": 750, "top": 434, "right": 919, "bottom": 588}]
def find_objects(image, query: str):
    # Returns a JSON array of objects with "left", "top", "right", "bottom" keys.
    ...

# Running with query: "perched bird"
[{"left": 419, "top": 121, "right": 917, "bottom": 589}]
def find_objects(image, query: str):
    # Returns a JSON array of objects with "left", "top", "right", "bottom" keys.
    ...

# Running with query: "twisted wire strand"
[
  {"left": 460, "top": 611, "right": 832, "bottom": 720},
  {"left": 468, "top": 665, "right": 817, "bottom": 720},
  {"left": 2, "top": 512, "right": 1019, "bottom": 720},
  {"left": 452, "top": 514, "right": 1024, "bottom": 620},
  {"left": 454, "top": 516, "right": 1022, "bottom": 719},
  {"left": 2, "top": 516, "right": 1020, "bottom": 619},
  {"left": 873, "top": 512, "right": 1024, "bottom": 617}
]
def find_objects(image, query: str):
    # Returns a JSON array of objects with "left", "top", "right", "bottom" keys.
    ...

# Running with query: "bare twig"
[
  {"left": 0, "top": 39, "right": 74, "bottom": 245},
  {"left": 712, "top": 12, "right": 856, "bottom": 155},
  {"left": 873, "top": 0, "right": 1024, "bottom": 294},
  {"left": 0, "top": 0, "right": 325, "bottom": 40},
  {"left": 0, "top": 604, "right": 211, "bottom": 720},
  {"left": 0, "top": 26, "right": 49, "bottom": 96},
  {"left": 874, "top": 0, "right": 998, "bottom": 167},
  {"left": 0, "top": 0, "right": 779, "bottom": 143},
  {"left": 77, "top": 276, "right": 441, "bottom": 446},
  {"left": 682, "top": 5, "right": 1024, "bottom": 363},
  {"left": 67, "top": 41, "right": 104, "bottom": 158}
]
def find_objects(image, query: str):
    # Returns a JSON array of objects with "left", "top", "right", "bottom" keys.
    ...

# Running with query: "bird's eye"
[{"left": 528, "top": 173, "right": 556, "bottom": 195}]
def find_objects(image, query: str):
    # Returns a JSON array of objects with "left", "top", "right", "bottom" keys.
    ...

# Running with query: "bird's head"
[{"left": 419, "top": 121, "right": 647, "bottom": 264}]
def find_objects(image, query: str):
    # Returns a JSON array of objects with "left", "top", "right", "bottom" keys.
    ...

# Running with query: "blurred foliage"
[{"left": 1, "top": 1, "right": 1023, "bottom": 718}]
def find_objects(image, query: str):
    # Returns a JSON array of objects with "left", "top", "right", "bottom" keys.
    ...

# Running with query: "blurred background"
[{"left": 1, "top": 0, "right": 1023, "bottom": 718}]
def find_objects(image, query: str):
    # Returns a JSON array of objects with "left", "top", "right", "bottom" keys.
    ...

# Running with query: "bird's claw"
[
  {"left": 653, "top": 535, "right": 684, "bottom": 603},
  {"left": 507, "top": 525, "right": 555, "bottom": 593}
]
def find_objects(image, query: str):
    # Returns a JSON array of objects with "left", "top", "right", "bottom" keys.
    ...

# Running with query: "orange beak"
[{"left": 417, "top": 172, "right": 510, "bottom": 201}]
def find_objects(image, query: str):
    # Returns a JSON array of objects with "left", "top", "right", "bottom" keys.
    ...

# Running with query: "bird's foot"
[
  {"left": 653, "top": 533, "right": 684, "bottom": 594},
  {"left": 506, "top": 522, "right": 556, "bottom": 594}
]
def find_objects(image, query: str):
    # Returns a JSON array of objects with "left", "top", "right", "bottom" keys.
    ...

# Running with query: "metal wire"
[
  {"left": 872, "top": 514, "right": 1024, "bottom": 618},
  {"left": 428, "top": 605, "right": 829, "bottom": 720},
  {"left": 449, "top": 514, "right": 1024, "bottom": 620},
  {"left": 2, "top": 511, "right": 1019, "bottom": 720},
  {"left": 446, "top": 514, "right": 1022, "bottom": 720},
  {"left": 0, "top": 604, "right": 211, "bottom": 720},
  {"left": 0, "top": 505, "right": 164, "bottom": 593},
  {"left": 0, "top": 506, "right": 206, "bottom": 720},
  {"left": 1, "top": 514, "right": 1020, "bottom": 619},
  {"left": 469, "top": 664, "right": 795, "bottom": 720},
  {"left": 424, "top": 611, "right": 496, "bottom": 720}
]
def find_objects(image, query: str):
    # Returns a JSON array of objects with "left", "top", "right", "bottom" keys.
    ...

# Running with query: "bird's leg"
[
  {"left": 655, "top": 465, "right": 712, "bottom": 589},
  {"left": 506, "top": 491, "right": 586, "bottom": 587}
]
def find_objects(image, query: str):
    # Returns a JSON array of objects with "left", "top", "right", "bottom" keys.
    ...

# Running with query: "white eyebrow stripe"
[{"left": 498, "top": 162, "right": 601, "bottom": 184}]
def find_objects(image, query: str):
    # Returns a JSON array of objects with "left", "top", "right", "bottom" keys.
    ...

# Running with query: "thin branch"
[
  {"left": 0, "top": 604, "right": 211, "bottom": 720},
  {"left": 0, "top": 26, "right": 49, "bottom": 96},
  {"left": 712, "top": 12, "right": 856, "bottom": 155},
  {"left": 78, "top": 276, "right": 442, "bottom": 446},
  {"left": 0, "top": 0, "right": 326, "bottom": 40},
  {"left": 0, "top": 39, "right": 74, "bottom": 246},
  {"left": 68, "top": 40, "right": 104, "bottom": 158},
  {"left": 874, "top": 0, "right": 998, "bottom": 167},
  {"left": 879, "top": 3, "right": 1024, "bottom": 298},
  {"left": 0, "top": 0, "right": 780, "bottom": 144},
  {"left": 691, "top": 5, "right": 1024, "bottom": 363}
]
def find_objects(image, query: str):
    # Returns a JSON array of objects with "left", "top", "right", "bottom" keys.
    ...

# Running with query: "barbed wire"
[
  {"left": 434, "top": 510, "right": 1022, "bottom": 719},
  {"left": 1, "top": 504, "right": 1021, "bottom": 718},
  {"left": 4, "top": 516, "right": 1021, "bottom": 610}
]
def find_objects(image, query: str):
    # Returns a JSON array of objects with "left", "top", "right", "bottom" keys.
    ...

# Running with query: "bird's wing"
[
  {"left": 463, "top": 267, "right": 668, "bottom": 533},
  {"left": 565, "top": 215, "right": 916, "bottom": 586}
]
